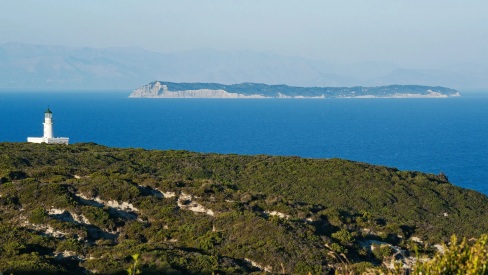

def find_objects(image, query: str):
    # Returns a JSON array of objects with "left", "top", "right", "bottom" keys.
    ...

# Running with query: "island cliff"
[{"left": 129, "top": 81, "right": 461, "bottom": 98}]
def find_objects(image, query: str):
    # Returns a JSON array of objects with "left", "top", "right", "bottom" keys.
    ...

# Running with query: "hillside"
[
  {"left": 0, "top": 142, "right": 487, "bottom": 274},
  {"left": 129, "top": 81, "right": 460, "bottom": 98}
]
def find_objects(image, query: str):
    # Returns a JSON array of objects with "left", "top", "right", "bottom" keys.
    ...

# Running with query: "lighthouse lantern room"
[{"left": 27, "top": 108, "right": 69, "bottom": 144}]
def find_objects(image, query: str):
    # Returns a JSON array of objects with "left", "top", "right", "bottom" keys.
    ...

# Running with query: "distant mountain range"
[
  {"left": 0, "top": 42, "right": 486, "bottom": 90},
  {"left": 130, "top": 81, "right": 460, "bottom": 98}
]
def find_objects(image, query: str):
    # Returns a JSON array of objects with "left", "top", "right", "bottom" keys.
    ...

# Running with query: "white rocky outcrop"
[
  {"left": 361, "top": 240, "right": 395, "bottom": 251},
  {"left": 361, "top": 240, "right": 416, "bottom": 270},
  {"left": 264, "top": 210, "right": 290, "bottom": 219},
  {"left": 104, "top": 200, "right": 139, "bottom": 212},
  {"left": 54, "top": 250, "right": 85, "bottom": 261},
  {"left": 155, "top": 188, "right": 176, "bottom": 198},
  {"left": 410, "top": 236, "right": 423, "bottom": 243},
  {"left": 244, "top": 258, "right": 273, "bottom": 273},
  {"left": 21, "top": 208, "right": 117, "bottom": 241},
  {"left": 434, "top": 244, "right": 446, "bottom": 254},
  {"left": 20, "top": 215, "right": 75, "bottom": 239},
  {"left": 275, "top": 92, "right": 325, "bottom": 99},
  {"left": 48, "top": 208, "right": 91, "bottom": 225},
  {"left": 76, "top": 193, "right": 139, "bottom": 213},
  {"left": 129, "top": 81, "right": 265, "bottom": 99},
  {"left": 144, "top": 187, "right": 175, "bottom": 199},
  {"left": 177, "top": 192, "right": 215, "bottom": 216},
  {"left": 354, "top": 92, "right": 453, "bottom": 98}
]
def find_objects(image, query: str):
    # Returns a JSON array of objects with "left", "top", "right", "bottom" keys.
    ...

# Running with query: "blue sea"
[{"left": 1, "top": 91, "right": 487, "bottom": 196}]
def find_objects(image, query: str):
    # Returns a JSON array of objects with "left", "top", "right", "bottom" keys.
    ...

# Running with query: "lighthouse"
[
  {"left": 27, "top": 108, "right": 69, "bottom": 144},
  {"left": 43, "top": 108, "right": 53, "bottom": 139}
]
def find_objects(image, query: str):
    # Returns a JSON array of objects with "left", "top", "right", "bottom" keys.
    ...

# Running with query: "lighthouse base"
[{"left": 27, "top": 137, "right": 69, "bottom": 145}]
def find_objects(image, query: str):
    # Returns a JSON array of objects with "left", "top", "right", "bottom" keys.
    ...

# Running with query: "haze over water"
[{"left": 2, "top": 2, "right": 488, "bottom": 90}]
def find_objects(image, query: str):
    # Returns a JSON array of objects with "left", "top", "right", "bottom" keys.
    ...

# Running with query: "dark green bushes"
[{"left": 1, "top": 142, "right": 488, "bottom": 274}]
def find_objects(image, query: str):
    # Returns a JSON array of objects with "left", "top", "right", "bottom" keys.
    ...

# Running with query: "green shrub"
[
  {"left": 81, "top": 205, "right": 115, "bottom": 230},
  {"left": 371, "top": 243, "right": 393, "bottom": 261},
  {"left": 413, "top": 234, "right": 488, "bottom": 274},
  {"left": 29, "top": 207, "right": 47, "bottom": 224},
  {"left": 330, "top": 242, "right": 347, "bottom": 254},
  {"left": 57, "top": 238, "right": 83, "bottom": 254},
  {"left": 332, "top": 228, "right": 355, "bottom": 245}
]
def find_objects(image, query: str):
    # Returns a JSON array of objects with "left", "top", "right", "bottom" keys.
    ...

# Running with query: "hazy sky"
[{"left": 1, "top": 0, "right": 488, "bottom": 69}]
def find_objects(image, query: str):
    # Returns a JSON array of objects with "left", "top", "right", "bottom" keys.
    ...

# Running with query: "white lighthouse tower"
[
  {"left": 43, "top": 108, "right": 54, "bottom": 139},
  {"left": 28, "top": 108, "right": 69, "bottom": 144}
]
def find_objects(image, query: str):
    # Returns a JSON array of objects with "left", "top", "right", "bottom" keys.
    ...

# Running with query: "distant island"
[{"left": 129, "top": 81, "right": 461, "bottom": 99}]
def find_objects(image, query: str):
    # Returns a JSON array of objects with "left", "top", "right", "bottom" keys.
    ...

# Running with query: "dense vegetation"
[
  {"left": 0, "top": 142, "right": 487, "bottom": 274},
  {"left": 413, "top": 234, "right": 487, "bottom": 274},
  {"left": 148, "top": 81, "right": 459, "bottom": 97}
]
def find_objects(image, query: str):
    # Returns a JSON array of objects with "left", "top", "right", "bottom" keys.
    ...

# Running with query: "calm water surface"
[{"left": 1, "top": 91, "right": 487, "bottom": 195}]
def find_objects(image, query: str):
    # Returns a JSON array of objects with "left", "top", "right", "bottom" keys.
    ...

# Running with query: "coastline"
[{"left": 129, "top": 81, "right": 461, "bottom": 99}]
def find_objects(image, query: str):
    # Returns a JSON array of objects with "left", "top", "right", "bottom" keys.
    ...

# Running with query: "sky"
[{"left": 1, "top": 0, "right": 488, "bottom": 70}]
